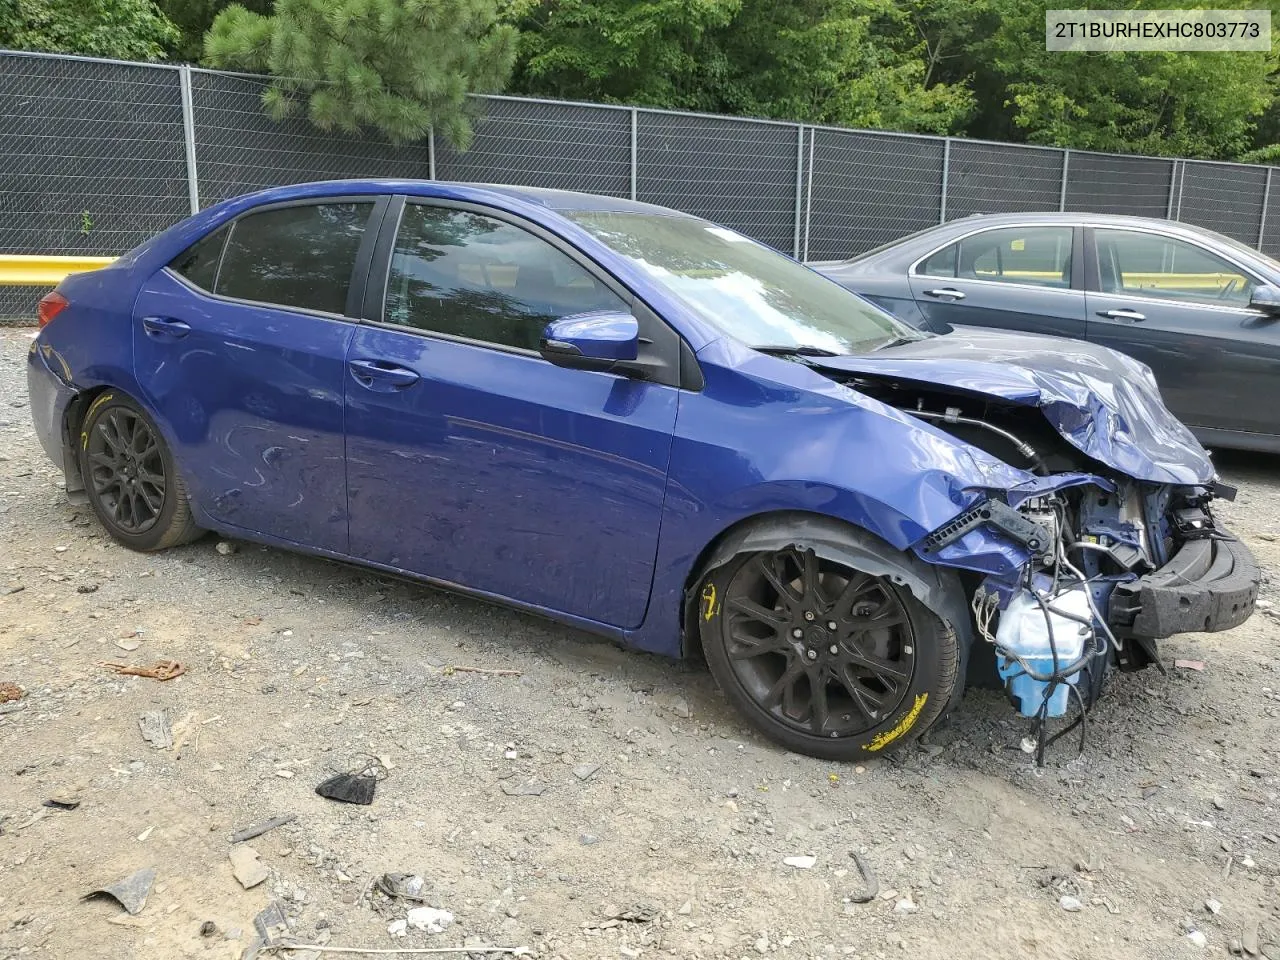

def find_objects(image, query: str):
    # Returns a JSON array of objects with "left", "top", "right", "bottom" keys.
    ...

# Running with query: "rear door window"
[
  {"left": 956, "top": 226, "right": 1073, "bottom": 288},
  {"left": 215, "top": 202, "right": 374, "bottom": 315}
]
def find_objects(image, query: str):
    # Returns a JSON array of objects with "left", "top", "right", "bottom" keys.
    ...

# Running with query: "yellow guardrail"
[{"left": 0, "top": 255, "right": 115, "bottom": 286}]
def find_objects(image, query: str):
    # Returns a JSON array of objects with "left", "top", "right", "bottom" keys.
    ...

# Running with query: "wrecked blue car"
[{"left": 27, "top": 181, "right": 1259, "bottom": 760}]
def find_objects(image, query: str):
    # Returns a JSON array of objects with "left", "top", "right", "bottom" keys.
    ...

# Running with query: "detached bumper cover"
[
  {"left": 1109, "top": 534, "right": 1259, "bottom": 640},
  {"left": 26, "top": 338, "right": 76, "bottom": 471}
]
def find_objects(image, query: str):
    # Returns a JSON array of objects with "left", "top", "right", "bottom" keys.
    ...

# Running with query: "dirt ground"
[{"left": 1, "top": 325, "right": 1278, "bottom": 960}]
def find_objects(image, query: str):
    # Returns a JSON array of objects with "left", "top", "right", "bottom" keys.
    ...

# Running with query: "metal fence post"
[
  {"left": 1175, "top": 161, "right": 1186, "bottom": 220},
  {"left": 803, "top": 128, "right": 815, "bottom": 261},
  {"left": 178, "top": 64, "right": 199, "bottom": 214},
  {"left": 793, "top": 125, "right": 805, "bottom": 258},
  {"left": 939, "top": 138, "right": 951, "bottom": 223},
  {"left": 1259, "top": 167, "right": 1273, "bottom": 250},
  {"left": 630, "top": 108, "right": 638, "bottom": 201},
  {"left": 428, "top": 126, "right": 436, "bottom": 179},
  {"left": 1167, "top": 160, "right": 1178, "bottom": 220},
  {"left": 1059, "top": 149, "right": 1070, "bottom": 212}
]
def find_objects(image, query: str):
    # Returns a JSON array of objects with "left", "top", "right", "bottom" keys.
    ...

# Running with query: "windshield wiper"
[
  {"left": 751, "top": 345, "right": 843, "bottom": 358},
  {"left": 874, "top": 335, "right": 926, "bottom": 351}
]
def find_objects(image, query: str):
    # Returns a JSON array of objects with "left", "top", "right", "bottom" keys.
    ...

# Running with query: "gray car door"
[
  {"left": 1084, "top": 226, "right": 1280, "bottom": 439},
  {"left": 907, "top": 224, "right": 1088, "bottom": 338}
]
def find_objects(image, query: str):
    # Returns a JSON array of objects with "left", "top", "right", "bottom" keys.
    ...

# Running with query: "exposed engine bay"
[{"left": 837, "top": 372, "right": 1259, "bottom": 763}]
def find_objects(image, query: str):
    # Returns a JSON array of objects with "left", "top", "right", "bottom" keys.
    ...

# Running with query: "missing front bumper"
[{"left": 1108, "top": 534, "right": 1259, "bottom": 640}]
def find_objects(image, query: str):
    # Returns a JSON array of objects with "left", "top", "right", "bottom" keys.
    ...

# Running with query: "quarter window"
[
  {"left": 169, "top": 225, "right": 228, "bottom": 291},
  {"left": 1095, "top": 229, "right": 1254, "bottom": 306},
  {"left": 918, "top": 243, "right": 957, "bottom": 278},
  {"left": 214, "top": 202, "right": 373, "bottom": 315},
  {"left": 384, "top": 204, "right": 626, "bottom": 351}
]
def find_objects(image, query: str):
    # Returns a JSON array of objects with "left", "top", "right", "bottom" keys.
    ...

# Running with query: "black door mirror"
[{"left": 1249, "top": 283, "right": 1280, "bottom": 315}]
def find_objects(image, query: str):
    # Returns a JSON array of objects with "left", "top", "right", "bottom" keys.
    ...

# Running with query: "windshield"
[{"left": 564, "top": 211, "right": 922, "bottom": 354}]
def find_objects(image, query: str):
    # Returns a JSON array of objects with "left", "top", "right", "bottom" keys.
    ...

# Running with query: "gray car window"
[
  {"left": 957, "top": 227, "right": 1072, "bottom": 288},
  {"left": 1095, "top": 229, "right": 1255, "bottom": 306}
]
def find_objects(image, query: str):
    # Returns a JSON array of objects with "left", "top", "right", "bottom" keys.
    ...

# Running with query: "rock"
[
  {"left": 677, "top": 901, "right": 692, "bottom": 916},
  {"left": 1207, "top": 899, "right": 1222, "bottom": 915},
  {"left": 406, "top": 906, "right": 454, "bottom": 933},
  {"left": 1244, "top": 923, "right": 1261, "bottom": 955},
  {"left": 783, "top": 855, "right": 816, "bottom": 869},
  {"left": 579, "top": 833, "right": 599, "bottom": 845},
  {"left": 1241, "top": 855, "right": 1257, "bottom": 869},
  {"left": 1059, "top": 896, "right": 1083, "bottom": 913},
  {"left": 387, "top": 920, "right": 407, "bottom": 937},
  {"left": 200, "top": 921, "right": 217, "bottom": 938},
  {"left": 1213, "top": 797, "right": 1226, "bottom": 811},
  {"left": 274, "top": 769, "right": 294, "bottom": 779},
  {"left": 76, "top": 583, "right": 98, "bottom": 594},
  {"left": 755, "top": 935, "right": 770, "bottom": 953},
  {"left": 893, "top": 896, "right": 917, "bottom": 915},
  {"left": 620, "top": 949, "right": 641, "bottom": 959},
  {"left": 229, "top": 847, "right": 269, "bottom": 889},
  {"left": 1188, "top": 930, "right": 1208, "bottom": 948},
  {"left": 215, "top": 541, "right": 238, "bottom": 555},
  {"left": 572, "top": 763, "right": 600, "bottom": 781},
  {"left": 672, "top": 697, "right": 691, "bottom": 719}
]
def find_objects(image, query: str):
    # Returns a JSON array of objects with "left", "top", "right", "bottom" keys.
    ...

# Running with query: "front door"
[
  {"left": 908, "top": 224, "right": 1088, "bottom": 338},
  {"left": 133, "top": 199, "right": 381, "bottom": 552},
  {"left": 343, "top": 199, "right": 679, "bottom": 628},
  {"left": 1085, "top": 226, "right": 1280, "bottom": 436}
]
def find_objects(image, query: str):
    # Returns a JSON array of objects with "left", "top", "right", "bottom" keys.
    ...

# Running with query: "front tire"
[
  {"left": 77, "top": 392, "right": 202, "bottom": 552},
  {"left": 698, "top": 546, "right": 957, "bottom": 761}
]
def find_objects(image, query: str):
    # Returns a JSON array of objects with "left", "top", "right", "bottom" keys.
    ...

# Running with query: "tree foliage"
[
  {"left": 0, "top": 0, "right": 180, "bottom": 61},
  {"left": 202, "top": 0, "right": 518, "bottom": 147},
  {"left": 157, "top": 0, "right": 271, "bottom": 62}
]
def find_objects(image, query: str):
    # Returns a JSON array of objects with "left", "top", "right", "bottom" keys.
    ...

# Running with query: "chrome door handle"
[
  {"left": 1098, "top": 308, "right": 1146, "bottom": 322},
  {"left": 924, "top": 288, "right": 966, "bottom": 301}
]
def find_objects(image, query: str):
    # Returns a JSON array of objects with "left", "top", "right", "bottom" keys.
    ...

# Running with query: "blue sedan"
[{"left": 27, "top": 181, "right": 1258, "bottom": 760}]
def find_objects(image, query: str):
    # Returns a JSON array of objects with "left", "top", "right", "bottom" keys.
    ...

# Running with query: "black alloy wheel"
[{"left": 85, "top": 405, "right": 167, "bottom": 534}]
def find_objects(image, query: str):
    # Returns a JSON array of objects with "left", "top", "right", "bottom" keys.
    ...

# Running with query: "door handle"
[
  {"left": 141, "top": 315, "right": 191, "bottom": 339},
  {"left": 347, "top": 358, "right": 421, "bottom": 391},
  {"left": 924, "top": 288, "right": 966, "bottom": 301},
  {"left": 1098, "top": 308, "right": 1146, "bottom": 322}
]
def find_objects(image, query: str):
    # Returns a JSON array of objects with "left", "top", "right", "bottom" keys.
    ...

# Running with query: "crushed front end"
[{"left": 807, "top": 329, "right": 1261, "bottom": 759}]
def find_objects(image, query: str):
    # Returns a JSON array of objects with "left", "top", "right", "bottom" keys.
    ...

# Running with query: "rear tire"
[
  {"left": 697, "top": 546, "right": 957, "bottom": 760},
  {"left": 77, "top": 392, "right": 203, "bottom": 552}
]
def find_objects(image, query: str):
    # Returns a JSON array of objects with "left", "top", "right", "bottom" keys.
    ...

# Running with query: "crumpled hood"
[{"left": 808, "top": 326, "right": 1214, "bottom": 486}]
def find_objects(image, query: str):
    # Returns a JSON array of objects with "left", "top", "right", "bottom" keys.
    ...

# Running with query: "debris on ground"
[
  {"left": 137, "top": 710, "right": 172, "bottom": 750},
  {"left": 572, "top": 762, "right": 600, "bottom": 781},
  {"left": 1188, "top": 930, "right": 1208, "bottom": 947},
  {"left": 82, "top": 867, "right": 156, "bottom": 916},
  {"left": 406, "top": 905, "right": 454, "bottom": 933},
  {"left": 199, "top": 920, "right": 217, "bottom": 937},
  {"left": 1060, "top": 895, "right": 1084, "bottom": 912},
  {"left": 215, "top": 541, "right": 238, "bottom": 555},
  {"left": 441, "top": 665, "right": 522, "bottom": 677},
  {"left": 847, "top": 852, "right": 879, "bottom": 904},
  {"left": 231, "top": 813, "right": 297, "bottom": 844},
  {"left": 783, "top": 855, "right": 816, "bottom": 869},
  {"left": 113, "top": 636, "right": 141, "bottom": 652},
  {"left": 229, "top": 846, "right": 270, "bottom": 889},
  {"left": 315, "top": 757, "right": 386, "bottom": 805},
  {"left": 374, "top": 873, "right": 428, "bottom": 904},
  {"left": 100, "top": 660, "right": 187, "bottom": 681},
  {"left": 1175, "top": 659, "right": 1207, "bottom": 672},
  {"left": 500, "top": 779, "right": 546, "bottom": 797},
  {"left": 0, "top": 681, "right": 23, "bottom": 703},
  {"left": 42, "top": 794, "right": 80, "bottom": 810}
]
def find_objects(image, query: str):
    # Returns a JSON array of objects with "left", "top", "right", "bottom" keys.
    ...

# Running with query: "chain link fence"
[{"left": 3, "top": 48, "right": 1279, "bottom": 321}]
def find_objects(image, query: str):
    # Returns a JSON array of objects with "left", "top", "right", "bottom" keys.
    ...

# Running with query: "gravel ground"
[{"left": 1, "top": 326, "right": 1279, "bottom": 960}]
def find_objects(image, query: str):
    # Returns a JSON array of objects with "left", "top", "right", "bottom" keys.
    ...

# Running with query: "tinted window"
[
  {"left": 1096, "top": 228, "right": 1254, "bottom": 306},
  {"left": 918, "top": 243, "right": 957, "bottom": 277},
  {"left": 385, "top": 204, "right": 625, "bottom": 350},
  {"left": 216, "top": 202, "right": 373, "bottom": 315},
  {"left": 952, "top": 227, "right": 1073, "bottom": 288},
  {"left": 169, "top": 225, "right": 228, "bottom": 291}
]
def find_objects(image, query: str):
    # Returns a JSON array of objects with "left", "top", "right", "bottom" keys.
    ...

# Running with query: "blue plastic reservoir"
[{"left": 995, "top": 587, "right": 1094, "bottom": 718}]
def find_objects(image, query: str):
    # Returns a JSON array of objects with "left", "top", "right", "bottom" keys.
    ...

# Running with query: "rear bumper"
[
  {"left": 26, "top": 338, "right": 76, "bottom": 471},
  {"left": 1108, "top": 533, "right": 1259, "bottom": 640}
]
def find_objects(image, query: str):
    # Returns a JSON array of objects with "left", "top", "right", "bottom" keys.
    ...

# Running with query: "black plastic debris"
[
  {"left": 315, "top": 757, "right": 386, "bottom": 805},
  {"left": 82, "top": 866, "right": 156, "bottom": 916}
]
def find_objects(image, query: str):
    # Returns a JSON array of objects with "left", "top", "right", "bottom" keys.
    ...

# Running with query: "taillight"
[{"left": 37, "top": 291, "right": 69, "bottom": 327}]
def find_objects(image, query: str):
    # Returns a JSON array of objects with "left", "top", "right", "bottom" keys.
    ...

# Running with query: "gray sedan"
[{"left": 814, "top": 213, "right": 1280, "bottom": 453}]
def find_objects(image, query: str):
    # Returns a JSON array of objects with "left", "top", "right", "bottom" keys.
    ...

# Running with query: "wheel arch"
[{"left": 679, "top": 510, "right": 974, "bottom": 715}]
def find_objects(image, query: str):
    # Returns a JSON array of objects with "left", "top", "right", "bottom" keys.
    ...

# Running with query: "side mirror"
[
  {"left": 540, "top": 311, "right": 639, "bottom": 369},
  {"left": 1249, "top": 283, "right": 1280, "bottom": 315}
]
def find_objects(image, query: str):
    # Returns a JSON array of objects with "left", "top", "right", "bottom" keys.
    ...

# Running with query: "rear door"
[
  {"left": 342, "top": 198, "right": 680, "bottom": 627},
  {"left": 133, "top": 197, "right": 385, "bottom": 552},
  {"left": 907, "top": 224, "right": 1088, "bottom": 338},
  {"left": 1084, "top": 226, "right": 1280, "bottom": 435}
]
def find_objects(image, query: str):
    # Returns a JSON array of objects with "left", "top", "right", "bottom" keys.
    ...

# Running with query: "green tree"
[
  {"left": 203, "top": 0, "right": 518, "bottom": 147},
  {"left": 157, "top": 0, "right": 271, "bottom": 62},
  {"left": 0, "top": 0, "right": 180, "bottom": 61}
]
